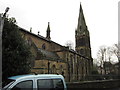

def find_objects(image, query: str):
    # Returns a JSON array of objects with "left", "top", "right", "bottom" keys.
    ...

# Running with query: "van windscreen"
[{"left": 2, "top": 79, "right": 15, "bottom": 88}]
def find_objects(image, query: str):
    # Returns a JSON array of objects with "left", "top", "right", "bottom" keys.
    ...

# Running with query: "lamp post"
[
  {"left": 0, "top": 7, "right": 9, "bottom": 35},
  {"left": 0, "top": 7, "right": 9, "bottom": 89}
]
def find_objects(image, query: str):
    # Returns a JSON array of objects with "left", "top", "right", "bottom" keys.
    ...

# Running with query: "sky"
[{"left": 0, "top": 0, "right": 119, "bottom": 61}]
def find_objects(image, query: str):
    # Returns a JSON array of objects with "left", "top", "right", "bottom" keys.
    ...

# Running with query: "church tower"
[
  {"left": 46, "top": 22, "right": 51, "bottom": 40},
  {"left": 75, "top": 3, "right": 92, "bottom": 58}
]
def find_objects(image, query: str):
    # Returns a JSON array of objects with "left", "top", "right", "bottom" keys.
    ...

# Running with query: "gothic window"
[
  {"left": 60, "top": 65, "right": 63, "bottom": 69},
  {"left": 26, "top": 37, "right": 32, "bottom": 46},
  {"left": 86, "top": 65, "right": 88, "bottom": 74},
  {"left": 70, "top": 55, "right": 73, "bottom": 74},
  {"left": 80, "top": 49, "right": 84, "bottom": 55},
  {"left": 80, "top": 26, "right": 82, "bottom": 29},
  {"left": 79, "top": 37, "right": 85, "bottom": 46},
  {"left": 60, "top": 65, "right": 63, "bottom": 74},
  {"left": 42, "top": 43, "right": 46, "bottom": 50},
  {"left": 81, "top": 66, "right": 84, "bottom": 77},
  {"left": 76, "top": 40, "right": 79, "bottom": 47},
  {"left": 51, "top": 65, "right": 56, "bottom": 74}
]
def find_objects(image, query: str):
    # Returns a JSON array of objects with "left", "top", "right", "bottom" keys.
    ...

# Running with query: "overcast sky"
[{"left": 0, "top": 0, "right": 119, "bottom": 61}]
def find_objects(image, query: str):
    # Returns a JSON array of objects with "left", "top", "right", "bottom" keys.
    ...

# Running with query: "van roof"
[{"left": 8, "top": 74, "right": 63, "bottom": 80}]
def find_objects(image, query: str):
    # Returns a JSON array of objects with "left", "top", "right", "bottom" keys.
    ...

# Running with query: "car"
[{"left": 3, "top": 74, "right": 67, "bottom": 90}]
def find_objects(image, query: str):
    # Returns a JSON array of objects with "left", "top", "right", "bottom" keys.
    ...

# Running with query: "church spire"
[
  {"left": 46, "top": 22, "right": 51, "bottom": 40},
  {"left": 75, "top": 2, "right": 92, "bottom": 58},
  {"left": 77, "top": 3, "right": 87, "bottom": 32}
]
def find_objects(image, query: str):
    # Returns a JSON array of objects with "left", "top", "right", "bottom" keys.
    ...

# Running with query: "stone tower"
[
  {"left": 46, "top": 22, "right": 51, "bottom": 40},
  {"left": 75, "top": 3, "right": 92, "bottom": 59}
]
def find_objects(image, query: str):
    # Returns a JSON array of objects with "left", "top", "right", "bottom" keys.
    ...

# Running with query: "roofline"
[
  {"left": 19, "top": 27, "right": 65, "bottom": 48},
  {"left": 19, "top": 27, "right": 51, "bottom": 42},
  {"left": 54, "top": 47, "right": 92, "bottom": 60},
  {"left": 18, "top": 27, "right": 92, "bottom": 60}
]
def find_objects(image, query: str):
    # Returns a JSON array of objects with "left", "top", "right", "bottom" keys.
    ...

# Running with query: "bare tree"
[
  {"left": 97, "top": 44, "right": 120, "bottom": 77},
  {"left": 111, "top": 44, "right": 119, "bottom": 62},
  {"left": 106, "top": 46, "right": 113, "bottom": 74},
  {"left": 106, "top": 47, "right": 113, "bottom": 63},
  {"left": 97, "top": 46, "right": 107, "bottom": 74},
  {"left": 111, "top": 43, "right": 120, "bottom": 76},
  {"left": 65, "top": 40, "right": 74, "bottom": 50}
]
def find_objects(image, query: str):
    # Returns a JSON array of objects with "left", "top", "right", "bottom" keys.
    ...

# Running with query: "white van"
[{"left": 3, "top": 74, "right": 67, "bottom": 90}]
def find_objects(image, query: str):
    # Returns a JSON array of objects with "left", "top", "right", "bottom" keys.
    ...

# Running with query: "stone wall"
[{"left": 66, "top": 79, "right": 120, "bottom": 88}]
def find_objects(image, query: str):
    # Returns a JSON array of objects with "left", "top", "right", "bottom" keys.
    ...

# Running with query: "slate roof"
[
  {"left": 38, "top": 48, "right": 60, "bottom": 60},
  {"left": 19, "top": 26, "right": 91, "bottom": 61}
]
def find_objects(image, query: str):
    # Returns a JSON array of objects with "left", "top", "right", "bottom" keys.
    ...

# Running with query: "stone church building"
[{"left": 19, "top": 3, "right": 93, "bottom": 82}]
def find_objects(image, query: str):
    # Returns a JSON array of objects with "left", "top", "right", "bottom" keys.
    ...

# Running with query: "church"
[{"left": 19, "top": 3, "right": 93, "bottom": 82}]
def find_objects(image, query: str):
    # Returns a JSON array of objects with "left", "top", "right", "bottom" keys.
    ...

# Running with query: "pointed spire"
[
  {"left": 47, "top": 22, "right": 50, "bottom": 32},
  {"left": 77, "top": 2, "right": 86, "bottom": 31},
  {"left": 80, "top": 2, "right": 83, "bottom": 13},
  {"left": 46, "top": 22, "right": 51, "bottom": 40}
]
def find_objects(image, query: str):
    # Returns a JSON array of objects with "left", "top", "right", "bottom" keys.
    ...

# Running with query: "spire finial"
[
  {"left": 47, "top": 22, "right": 50, "bottom": 31},
  {"left": 80, "top": 2, "right": 82, "bottom": 10},
  {"left": 46, "top": 22, "right": 51, "bottom": 40},
  {"left": 38, "top": 31, "right": 40, "bottom": 35},
  {"left": 30, "top": 27, "right": 32, "bottom": 32}
]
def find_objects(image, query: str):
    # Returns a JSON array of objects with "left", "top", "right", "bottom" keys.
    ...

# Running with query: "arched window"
[
  {"left": 70, "top": 55, "right": 73, "bottom": 74},
  {"left": 26, "top": 37, "right": 32, "bottom": 46},
  {"left": 51, "top": 65, "right": 56, "bottom": 74},
  {"left": 60, "top": 65, "right": 63, "bottom": 73},
  {"left": 79, "top": 37, "right": 85, "bottom": 46},
  {"left": 80, "top": 49, "right": 84, "bottom": 55},
  {"left": 42, "top": 43, "right": 46, "bottom": 50}
]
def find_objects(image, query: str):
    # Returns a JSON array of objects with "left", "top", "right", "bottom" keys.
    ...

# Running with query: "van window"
[
  {"left": 53, "top": 79, "right": 64, "bottom": 89},
  {"left": 37, "top": 79, "right": 53, "bottom": 89},
  {"left": 11, "top": 80, "right": 33, "bottom": 90},
  {"left": 37, "top": 79, "right": 64, "bottom": 90}
]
